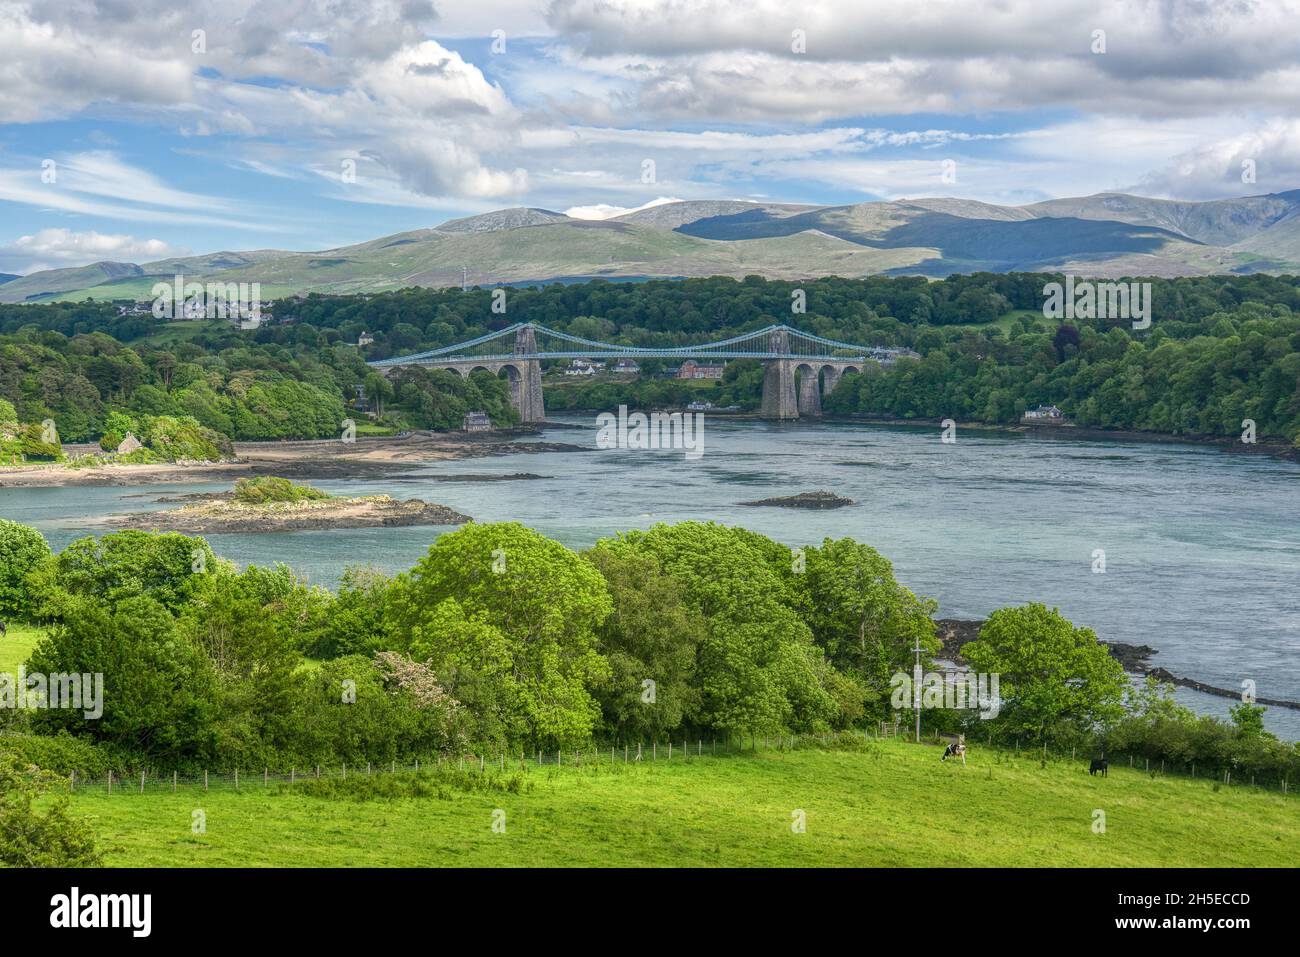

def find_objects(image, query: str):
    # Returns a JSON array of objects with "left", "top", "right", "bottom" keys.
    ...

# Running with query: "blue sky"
[{"left": 3, "top": 0, "right": 1300, "bottom": 274}]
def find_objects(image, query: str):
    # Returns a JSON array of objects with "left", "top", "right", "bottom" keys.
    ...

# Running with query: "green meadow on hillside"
[{"left": 67, "top": 739, "right": 1298, "bottom": 867}]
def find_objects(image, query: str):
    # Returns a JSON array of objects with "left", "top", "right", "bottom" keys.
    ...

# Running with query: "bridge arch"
[{"left": 794, "top": 362, "right": 822, "bottom": 417}]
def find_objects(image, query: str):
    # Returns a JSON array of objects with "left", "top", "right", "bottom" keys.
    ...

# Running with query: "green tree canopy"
[
  {"left": 583, "top": 543, "right": 702, "bottom": 740},
  {"left": 963, "top": 603, "right": 1127, "bottom": 743},
  {"left": 0, "top": 520, "right": 51, "bottom": 619},
  {"left": 386, "top": 522, "right": 612, "bottom": 747},
  {"left": 612, "top": 522, "right": 837, "bottom": 735}
]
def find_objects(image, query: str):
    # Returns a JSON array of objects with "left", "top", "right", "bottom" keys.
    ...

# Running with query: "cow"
[
  {"left": 1089, "top": 758, "right": 1108, "bottom": 777},
  {"left": 940, "top": 734, "right": 967, "bottom": 766},
  {"left": 0, "top": 620, "right": 6, "bottom": 638}
]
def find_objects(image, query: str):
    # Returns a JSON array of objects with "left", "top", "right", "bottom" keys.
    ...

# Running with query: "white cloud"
[
  {"left": 0, "top": 229, "right": 180, "bottom": 274},
  {"left": 1135, "top": 120, "right": 1300, "bottom": 199}
]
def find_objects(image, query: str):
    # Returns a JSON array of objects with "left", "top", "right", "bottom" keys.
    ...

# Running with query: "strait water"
[{"left": 4, "top": 417, "right": 1298, "bottom": 738}]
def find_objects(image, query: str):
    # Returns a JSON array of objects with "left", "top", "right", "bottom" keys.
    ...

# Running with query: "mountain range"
[{"left": 5, "top": 190, "right": 1300, "bottom": 304}]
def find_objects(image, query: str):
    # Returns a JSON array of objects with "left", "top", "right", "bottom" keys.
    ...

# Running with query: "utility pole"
[
  {"left": 912, "top": 644, "right": 924, "bottom": 743},
  {"left": 461, "top": 266, "right": 468, "bottom": 292}
]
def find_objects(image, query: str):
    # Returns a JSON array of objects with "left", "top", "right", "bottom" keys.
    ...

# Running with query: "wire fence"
[{"left": 67, "top": 727, "right": 1296, "bottom": 798}]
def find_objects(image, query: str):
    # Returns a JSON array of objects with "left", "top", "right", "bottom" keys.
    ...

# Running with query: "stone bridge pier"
[
  {"left": 759, "top": 337, "right": 863, "bottom": 420},
  {"left": 411, "top": 326, "right": 546, "bottom": 423}
]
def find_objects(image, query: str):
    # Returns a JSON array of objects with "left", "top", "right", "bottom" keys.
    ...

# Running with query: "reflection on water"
[{"left": 3, "top": 416, "right": 1298, "bottom": 738}]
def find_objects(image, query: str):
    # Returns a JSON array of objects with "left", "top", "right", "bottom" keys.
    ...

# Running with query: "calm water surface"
[{"left": 4, "top": 417, "right": 1298, "bottom": 738}]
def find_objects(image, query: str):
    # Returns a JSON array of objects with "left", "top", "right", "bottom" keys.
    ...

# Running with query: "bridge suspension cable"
[{"left": 368, "top": 322, "right": 904, "bottom": 366}]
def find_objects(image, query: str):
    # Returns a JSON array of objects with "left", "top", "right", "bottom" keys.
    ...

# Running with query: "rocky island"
[
  {"left": 739, "top": 490, "right": 855, "bottom": 509},
  {"left": 107, "top": 476, "right": 470, "bottom": 534}
]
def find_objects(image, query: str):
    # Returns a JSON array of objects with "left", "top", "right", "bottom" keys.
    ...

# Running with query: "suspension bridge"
[{"left": 367, "top": 323, "right": 915, "bottom": 422}]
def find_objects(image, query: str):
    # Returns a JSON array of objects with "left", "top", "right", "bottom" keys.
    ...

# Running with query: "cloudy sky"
[{"left": 3, "top": 0, "right": 1300, "bottom": 273}]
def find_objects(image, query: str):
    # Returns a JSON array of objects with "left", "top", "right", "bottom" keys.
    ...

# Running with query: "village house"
[
  {"left": 358, "top": 331, "right": 375, "bottom": 347},
  {"left": 612, "top": 359, "right": 640, "bottom": 374},
  {"left": 1021, "top": 404, "right": 1065, "bottom": 423},
  {"left": 676, "top": 359, "right": 725, "bottom": 380},
  {"left": 462, "top": 411, "right": 493, "bottom": 432}
]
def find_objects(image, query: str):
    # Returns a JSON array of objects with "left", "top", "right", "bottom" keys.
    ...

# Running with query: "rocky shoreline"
[
  {"left": 106, "top": 494, "right": 470, "bottom": 534},
  {"left": 933, "top": 618, "right": 1300, "bottom": 711},
  {"left": 0, "top": 431, "right": 588, "bottom": 488}
]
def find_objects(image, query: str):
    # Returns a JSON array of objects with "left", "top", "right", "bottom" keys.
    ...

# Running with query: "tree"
[
  {"left": 386, "top": 522, "right": 612, "bottom": 746},
  {"left": 28, "top": 529, "right": 216, "bottom": 618},
  {"left": 0, "top": 520, "right": 51, "bottom": 619},
  {"left": 178, "top": 567, "right": 313, "bottom": 765},
  {"left": 962, "top": 603, "right": 1126, "bottom": 744},
  {"left": 316, "top": 565, "right": 392, "bottom": 658},
  {"left": 795, "top": 537, "right": 938, "bottom": 711},
  {"left": 28, "top": 595, "right": 220, "bottom": 762},
  {"left": 613, "top": 522, "right": 837, "bottom": 735},
  {"left": 583, "top": 544, "right": 702, "bottom": 740},
  {"left": 1230, "top": 701, "right": 1268, "bottom": 738}
]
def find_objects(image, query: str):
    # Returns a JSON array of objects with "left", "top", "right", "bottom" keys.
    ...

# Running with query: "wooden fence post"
[
  {"left": 70, "top": 770, "right": 75, "bottom": 792},
  {"left": 203, "top": 770, "right": 208, "bottom": 791},
  {"left": 140, "top": 770, "right": 145, "bottom": 794},
  {"left": 173, "top": 770, "right": 177, "bottom": 792}
]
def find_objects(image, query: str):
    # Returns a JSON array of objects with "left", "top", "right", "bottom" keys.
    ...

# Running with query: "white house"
[{"left": 1022, "top": 404, "right": 1064, "bottom": 420}]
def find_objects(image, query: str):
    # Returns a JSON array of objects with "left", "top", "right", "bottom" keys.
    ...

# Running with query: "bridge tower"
[
  {"left": 513, "top": 324, "right": 546, "bottom": 423},
  {"left": 760, "top": 326, "right": 799, "bottom": 420}
]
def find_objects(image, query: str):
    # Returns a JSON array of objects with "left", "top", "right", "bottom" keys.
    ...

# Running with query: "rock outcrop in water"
[{"left": 739, "top": 490, "right": 855, "bottom": 509}]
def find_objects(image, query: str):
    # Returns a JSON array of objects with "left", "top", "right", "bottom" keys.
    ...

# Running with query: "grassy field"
[
  {"left": 0, "top": 623, "right": 42, "bottom": 673},
  {"left": 66, "top": 739, "right": 1298, "bottom": 867}
]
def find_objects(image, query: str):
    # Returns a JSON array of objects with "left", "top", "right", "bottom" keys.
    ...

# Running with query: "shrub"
[
  {"left": 0, "top": 752, "right": 102, "bottom": 866},
  {"left": 0, "top": 731, "right": 118, "bottom": 775},
  {"left": 233, "top": 475, "right": 331, "bottom": 505}
]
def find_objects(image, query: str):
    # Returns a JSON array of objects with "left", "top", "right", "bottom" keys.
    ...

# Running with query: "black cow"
[
  {"left": 0, "top": 620, "right": 6, "bottom": 638},
  {"left": 1089, "top": 758, "right": 1108, "bottom": 777}
]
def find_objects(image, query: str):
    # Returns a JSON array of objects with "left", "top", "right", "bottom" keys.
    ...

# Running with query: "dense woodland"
[
  {"left": 2, "top": 517, "right": 1294, "bottom": 787},
  {"left": 1, "top": 271, "right": 1298, "bottom": 446}
]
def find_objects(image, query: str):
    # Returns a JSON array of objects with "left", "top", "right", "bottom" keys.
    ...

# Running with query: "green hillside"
[{"left": 66, "top": 739, "right": 1298, "bottom": 867}]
